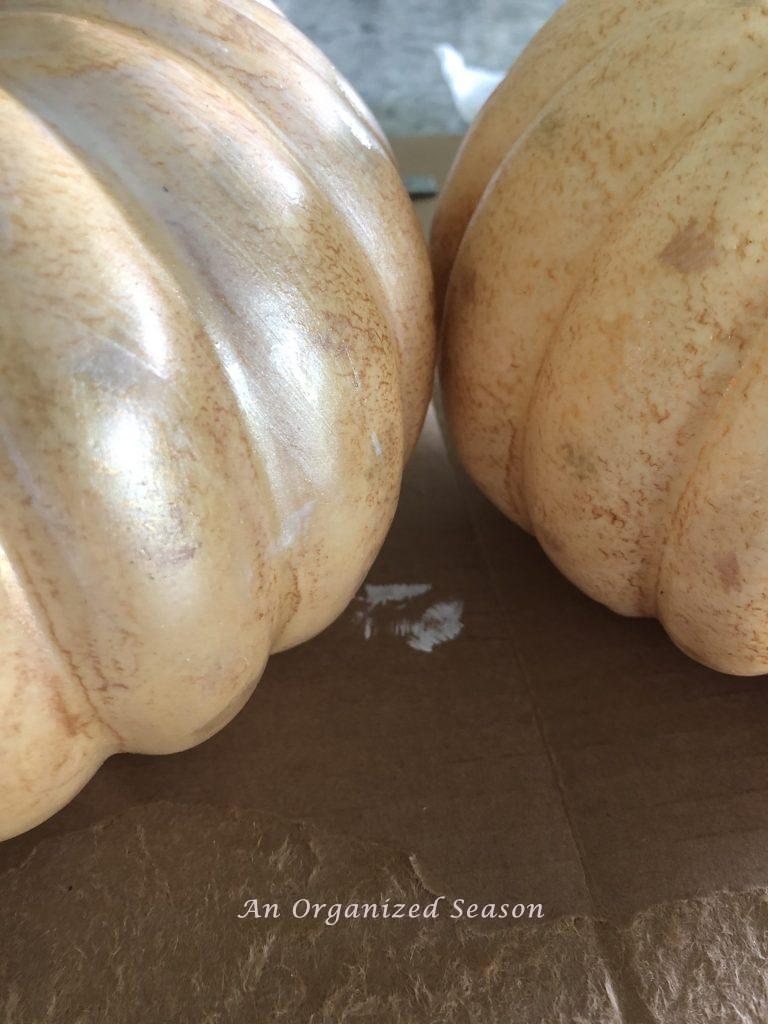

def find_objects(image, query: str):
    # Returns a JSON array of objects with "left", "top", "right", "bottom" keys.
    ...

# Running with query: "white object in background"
[{"left": 435, "top": 44, "right": 505, "bottom": 123}]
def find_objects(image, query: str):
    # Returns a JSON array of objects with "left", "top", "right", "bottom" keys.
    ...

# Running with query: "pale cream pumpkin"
[
  {"left": 434, "top": 0, "right": 768, "bottom": 675},
  {"left": 0, "top": 0, "right": 434, "bottom": 839}
]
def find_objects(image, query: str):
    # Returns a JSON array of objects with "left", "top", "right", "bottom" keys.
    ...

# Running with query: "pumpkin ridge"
[
  {"left": 655, "top": 328, "right": 768, "bottom": 672},
  {"left": 440, "top": 5, "right": 768, "bottom": 535},
  {"left": 0, "top": 3, "right": 429, "bottom": 451},
  {"left": 219, "top": 0, "right": 390, "bottom": 151},
  {"left": 653, "top": 328, "right": 768, "bottom": 622},
  {"left": 0, "top": 79, "right": 288, "bottom": 748},
  {"left": 0, "top": 0, "right": 387, "bottom": 149},
  {"left": 207, "top": 0, "right": 389, "bottom": 149},
  {"left": 0, "top": 0, "right": 377, "bottom": 144},
  {"left": 514, "top": 63, "right": 768, "bottom": 533},
  {"left": 175, "top": 0, "right": 431, "bottom": 450},
  {"left": 0, "top": 17, "right": 408, "bottom": 650},
  {"left": 522, "top": 71, "right": 768, "bottom": 619},
  {"left": 0, "top": 512, "right": 122, "bottom": 752},
  {"left": 0, "top": 76, "right": 290, "bottom": 642},
  {"left": 434, "top": 55, "right": 603, "bottom": 303},
  {"left": 433, "top": 0, "right": 718, "bottom": 300}
]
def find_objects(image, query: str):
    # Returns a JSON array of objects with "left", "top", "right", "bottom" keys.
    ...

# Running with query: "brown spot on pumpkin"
[
  {"left": 716, "top": 551, "right": 742, "bottom": 592},
  {"left": 561, "top": 442, "right": 596, "bottom": 481},
  {"left": 536, "top": 109, "right": 564, "bottom": 147},
  {"left": 659, "top": 220, "right": 718, "bottom": 274}
]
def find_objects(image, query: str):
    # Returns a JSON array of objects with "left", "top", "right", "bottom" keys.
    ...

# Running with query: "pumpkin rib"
[
  {"left": 206, "top": 0, "right": 432, "bottom": 453},
  {"left": 0, "top": 9, "right": 400, "bottom": 415},
  {"left": 0, "top": 430, "right": 119, "bottom": 837},
  {"left": 641, "top": 81, "right": 768, "bottom": 617},
  {"left": 0, "top": 569, "right": 114, "bottom": 838},
  {"left": 657, "top": 332, "right": 768, "bottom": 674},
  {"left": 0, "top": 515, "right": 123, "bottom": 752},
  {"left": 0, "top": 14, "right": 406, "bottom": 652},
  {"left": 0, "top": 0, "right": 387, "bottom": 152},
  {"left": 0, "top": 71, "right": 293, "bottom": 646},
  {"left": 524, "top": 70, "right": 768, "bottom": 614},
  {"left": 231, "top": 0, "right": 392, "bottom": 155},
  {"left": 432, "top": 0, "right": 704, "bottom": 302},
  {"left": 212, "top": 0, "right": 391, "bottom": 152},
  {"left": 0, "top": 82, "right": 293, "bottom": 753},
  {"left": 160, "top": 0, "right": 427, "bottom": 445},
  {"left": 0, "top": 6, "right": 393, "bottom": 294},
  {"left": 652, "top": 220, "right": 768, "bottom": 622},
  {"left": 0, "top": 3, "right": 432, "bottom": 453},
  {"left": 441, "top": 9, "right": 768, "bottom": 535},
  {"left": 528, "top": 72, "right": 768, "bottom": 618}
]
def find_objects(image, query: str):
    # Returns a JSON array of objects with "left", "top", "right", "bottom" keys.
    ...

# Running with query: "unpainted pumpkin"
[
  {"left": 434, "top": 0, "right": 768, "bottom": 675},
  {"left": 0, "top": 0, "right": 434, "bottom": 839}
]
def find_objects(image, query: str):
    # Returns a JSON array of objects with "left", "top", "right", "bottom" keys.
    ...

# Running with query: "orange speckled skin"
[
  {"left": 433, "top": 0, "right": 768, "bottom": 676},
  {"left": 0, "top": 0, "right": 435, "bottom": 839}
]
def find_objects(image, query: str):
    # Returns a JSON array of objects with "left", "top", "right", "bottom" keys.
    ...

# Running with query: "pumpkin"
[
  {"left": 433, "top": 0, "right": 768, "bottom": 676},
  {"left": 0, "top": 0, "right": 434, "bottom": 840}
]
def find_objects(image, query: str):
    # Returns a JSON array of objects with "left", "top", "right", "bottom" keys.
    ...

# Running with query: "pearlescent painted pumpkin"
[
  {"left": 0, "top": 0, "right": 434, "bottom": 839},
  {"left": 434, "top": 0, "right": 768, "bottom": 675}
]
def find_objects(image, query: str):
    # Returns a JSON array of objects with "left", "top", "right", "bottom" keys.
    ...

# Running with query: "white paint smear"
[
  {"left": 396, "top": 600, "right": 464, "bottom": 653},
  {"left": 353, "top": 583, "right": 463, "bottom": 652},
  {"left": 361, "top": 583, "right": 432, "bottom": 607}
]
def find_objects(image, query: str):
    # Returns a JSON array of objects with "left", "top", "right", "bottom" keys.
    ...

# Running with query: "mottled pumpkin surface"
[
  {"left": 0, "top": 0, "right": 434, "bottom": 840},
  {"left": 434, "top": 0, "right": 768, "bottom": 675}
]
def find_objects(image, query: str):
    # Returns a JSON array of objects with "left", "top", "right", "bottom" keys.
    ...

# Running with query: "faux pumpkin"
[
  {"left": 0, "top": 0, "right": 434, "bottom": 840},
  {"left": 434, "top": 0, "right": 768, "bottom": 675}
]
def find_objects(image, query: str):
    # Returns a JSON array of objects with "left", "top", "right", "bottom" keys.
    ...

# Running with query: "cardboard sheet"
[{"left": 3, "top": 136, "right": 768, "bottom": 1022}]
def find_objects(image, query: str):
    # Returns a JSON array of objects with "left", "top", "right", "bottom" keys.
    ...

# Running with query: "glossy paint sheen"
[
  {"left": 435, "top": 0, "right": 768, "bottom": 675},
  {"left": 0, "top": 0, "right": 434, "bottom": 839}
]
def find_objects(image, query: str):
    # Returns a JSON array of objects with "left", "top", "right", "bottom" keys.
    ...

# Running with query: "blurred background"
[{"left": 280, "top": 0, "right": 563, "bottom": 135}]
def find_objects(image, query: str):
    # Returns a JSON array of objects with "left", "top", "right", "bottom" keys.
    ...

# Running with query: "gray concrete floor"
[{"left": 281, "top": 0, "right": 564, "bottom": 135}]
